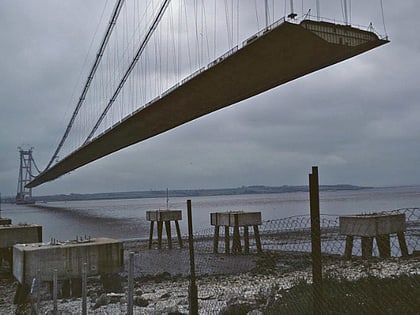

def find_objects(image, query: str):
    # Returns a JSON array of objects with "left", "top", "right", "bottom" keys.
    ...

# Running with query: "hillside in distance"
[{"left": 30, "top": 184, "right": 371, "bottom": 202}]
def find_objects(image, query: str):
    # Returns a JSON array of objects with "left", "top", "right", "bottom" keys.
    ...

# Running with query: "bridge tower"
[{"left": 16, "top": 147, "right": 36, "bottom": 204}]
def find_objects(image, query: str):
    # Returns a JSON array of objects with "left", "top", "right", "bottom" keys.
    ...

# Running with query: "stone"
[
  {"left": 160, "top": 292, "right": 171, "bottom": 299},
  {"left": 93, "top": 293, "right": 109, "bottom": 309},
  {"left": 220, "top": 302, "right": 254, "bottom": 315},
  {"left": 134, "top": 295, "right": 149, "bottom": 307},
  {"left": 135, "top": 288, "right": 143, "bottom": 295},
  {"left": 107, "top": 292, "right": 124, "bottom": 303}
]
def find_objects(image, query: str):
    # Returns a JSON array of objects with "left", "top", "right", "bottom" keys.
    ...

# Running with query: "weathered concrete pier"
[
  {"left": 0, "top": 218, "right": 12, "bottom": 225},
  {"left": 0, "top": 224, "right": 42, "bottom": 267},
  {"left": 146, "top": 210, "right": 183, "bottom": 249},
  {"left": 0, "top": 225, "right": 42, "bottom": 270},
  {"left": 211, "top": 211, "right": 262, "bottom": 254},
  {"left": 340, "top": 213, "right": 408, "bottom": 259},
  {"left": 12, "top": 237, "right": 123, "bottom": 303},
  {"left": 13, "top": 237, "right": 123, "bottom": 285},
  {"left": 0, "top": 224, "right": 42, "bottom": 249}
]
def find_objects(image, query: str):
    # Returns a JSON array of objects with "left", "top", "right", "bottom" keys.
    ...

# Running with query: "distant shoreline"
[{"left": 3, "top": 184, "right": 373, "bottom": 203}]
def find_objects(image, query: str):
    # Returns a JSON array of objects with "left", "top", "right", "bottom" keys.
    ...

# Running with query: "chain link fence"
[
  {"left": 9, "top": 208, "right": 420, "bottom": 314},
  {"left": 189, "top": 208, "right": 420, "bottom": 314}
]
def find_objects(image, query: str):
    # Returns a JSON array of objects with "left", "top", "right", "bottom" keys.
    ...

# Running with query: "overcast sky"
[{"left": 1, "top": 1, "right": 419, "bottom": 197}]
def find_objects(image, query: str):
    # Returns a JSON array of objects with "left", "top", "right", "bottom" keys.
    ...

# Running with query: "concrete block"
[
  {"left": 0, "top": 218, "right": 12, "bottom": 225},
  {"left": 0, "top": 224, "right": 42, "bottom": 248},
  {"left": 339, "top": 213, "right": 406, "bottom": 237},
  {"left": 13, "top": 237, "right": 123, "bottom": 285},
  {"left": 146, "top": 210, "right": 182, "bottom": 221},
  {"left": 210, "top": 211, "right": 262, "bottom": 226}
]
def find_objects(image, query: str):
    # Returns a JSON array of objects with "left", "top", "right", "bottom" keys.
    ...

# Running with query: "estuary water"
[{"left": 1, "top": 186, "right": 420, "bottom": 241}]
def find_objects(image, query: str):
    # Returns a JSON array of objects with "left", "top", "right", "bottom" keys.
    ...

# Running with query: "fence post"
[
  {"left": 30, "top": 276, "right": 37, "bottom": 314},
  {"left": 82, "top": 263, "right": 87, "bottom": 315},
  {"left": 309, "top": 166, "right": 323, "bottom": 315},
  {"left": 187, "top": 199, "right": 198, "bottom": 315},
  {"left": 53, "top": 269, "right": 58, "bottom": 315},
  {"left": 36, "top": 269, "right": 41, "bottom": 313},
  {"left": 127, "top": 252, "right": 134, "bottom": 315}
]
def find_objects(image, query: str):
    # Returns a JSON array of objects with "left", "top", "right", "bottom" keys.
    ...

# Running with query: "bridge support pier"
[{"left": 146, "top": 210, "right": 183, "bottom": 249}]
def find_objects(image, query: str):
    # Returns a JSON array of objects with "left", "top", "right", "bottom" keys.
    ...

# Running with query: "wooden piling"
[
  {"left": 213, "top": 226, "right": 220, "bottom": 254},
  {"left": 397, "top": 232, "right": 409, "bottom": 257},
  {"left": 148, "top": 221, "right": 154, "bottom": 249}
]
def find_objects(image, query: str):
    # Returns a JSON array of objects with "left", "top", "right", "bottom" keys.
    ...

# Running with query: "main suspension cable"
[
  {"left": 31, "top": 155, "right": 42, "bottom": 175},
  {"left": 44, "top": 0, "right": 125, "bottom": 171},
  {"left": 84, "top": 0, "right": 172, "bottom": 145}
]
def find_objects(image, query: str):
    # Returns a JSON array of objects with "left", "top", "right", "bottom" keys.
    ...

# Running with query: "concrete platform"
[
  {"left": 211, "top": 211, "right": 262, "bottom": 254},
  {"left": 146, "top": 210, "right": 182, "bottom": 221},
  {"left": 211, "top": 211, "right": 262, "bottom": 226},
  {"left": 0, "top": 224, "right": 42, "bottom": 249},
  {"left": 339, "top": 213, "right": 408, "bottom": 259},
  {"left": 13, "top": 237, "right": 123, "bottom": 285},
  {"left": 146, "top": 210, "right": 183, "bottom": 249},
  {"left": 339, "top": 213, "right": 406, "bottom": 237},
  {"left": 0, "top": 218, "right": 12, "bottom": 225}
]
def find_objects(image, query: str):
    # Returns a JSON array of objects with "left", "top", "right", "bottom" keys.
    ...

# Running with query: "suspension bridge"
[{"left": 24, "top": 0, "right": 388, "bottom": 192}]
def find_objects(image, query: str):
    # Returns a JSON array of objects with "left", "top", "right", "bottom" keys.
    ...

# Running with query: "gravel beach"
[{"left": 1, "top": 238, "right": 419, "bottom": 314}]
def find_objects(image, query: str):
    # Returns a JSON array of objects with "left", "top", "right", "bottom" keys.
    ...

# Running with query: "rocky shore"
[{"left": 0, "top": 239, "right": 419, "bottom": 314}]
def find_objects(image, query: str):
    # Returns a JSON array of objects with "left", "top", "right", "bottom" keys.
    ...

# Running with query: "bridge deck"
[{"left": 28, "top": 19, "right": 388, "bottom": 188}]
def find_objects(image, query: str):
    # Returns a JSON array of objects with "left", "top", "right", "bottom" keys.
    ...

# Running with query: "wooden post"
[
  {"left": 213, "top": 226, "right": 220, "bottom": 254},
  {"left": 187, "top": 200, "right": 198, "bottom": 315},
  {"left": 165, "top": 221, "right": 172, "bottom": 249},
  {"left": 253, "top": 225, "right": 262, "bottom": 254},
  {"left": 127, "top": 252, "right": 134, "bottom": 315},
  {"left": 175, "top": 220, "right": 183, "bottom": 248},
  {"left": 377, "top": 234, "right": 391, "bottom": 258},
  {"left": 397, "top": 231, "right": 409, "bottom": 257},
  {"left": 232, "top": 213, "right": 242, "bottom": 254},
  {"left": 344, "top": 235, "right": 354, "bottom": 260},
  {"left": 232, "top": 225, "right": 241, "bottom": 254},
  {"left": 309, "top": 166, "right": 323, "bottom": 315},
  {"left": 148, "top": 221, "right": 154, "bottom": 249},
  {"left": 157, "top": 221, "right": 163, "bottom": 249},
  {"left": 244, "top": 226, "right": 250, "bottom": 254},
  {"left": 224, "top": 226, "right": 230, "bottom": 254},
  {"left": 361, "top": 236, "right": 373, "bottom": 259}
]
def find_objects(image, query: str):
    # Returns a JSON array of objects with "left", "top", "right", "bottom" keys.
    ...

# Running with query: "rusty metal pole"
[
  {"left": 187, "top": 200, "right": 198, "bottom": 315},
  {"left": 309, "top": 166, "right": 323, "bottom": 315}
]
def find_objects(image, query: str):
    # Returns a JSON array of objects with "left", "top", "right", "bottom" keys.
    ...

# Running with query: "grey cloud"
[{"left": 1, "top": 1, "right": 420, "bottom": 196}]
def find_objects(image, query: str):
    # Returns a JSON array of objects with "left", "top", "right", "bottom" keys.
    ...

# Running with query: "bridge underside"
[{"left": 28, "top": 19, "right": 388, "bottom": 188}]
